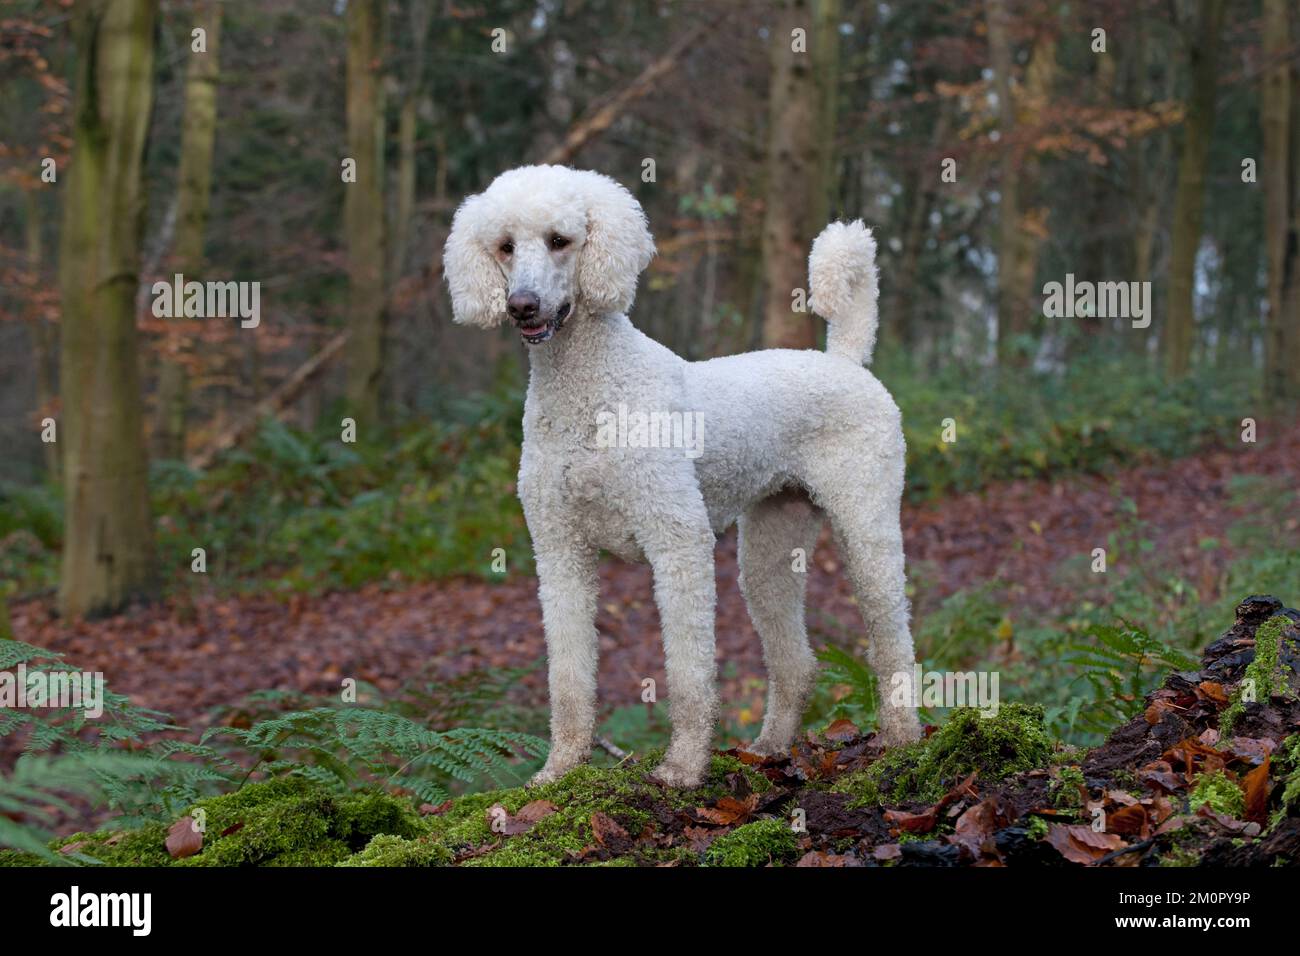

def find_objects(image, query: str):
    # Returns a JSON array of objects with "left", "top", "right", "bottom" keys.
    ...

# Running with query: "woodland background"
[{"left": 0, "top": 0, "right": 1297, "bottom": 861}]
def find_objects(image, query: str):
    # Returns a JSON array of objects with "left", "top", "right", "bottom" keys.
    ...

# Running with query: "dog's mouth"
[{"left": 516, "top": 302, "right": 571, "bottom": 345}]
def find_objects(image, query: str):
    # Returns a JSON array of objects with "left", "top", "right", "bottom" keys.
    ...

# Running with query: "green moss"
[
  {"left": 0, "top": 850, "right": 45, "bottom": 867},
  {"left": 339, "top": 834, "right": 453, "bottom": 867},
  {"left": 1051, "top": 766, "right": 1087, "bottom": 808},
  {"left": 51, "top": 823, "right": 173, "bottom": 867},
  {"left": 412, "top": 754, "right": 767, "bottom": 867},
  {"left": 704, "top": 818, "right": 800, "bottom": 867},
  {"left": 1025, "top": 815, "right": 1050, "bottom": 841},
  {"left": 34, "top": 777, "right": 427, "bottom": 868},
  {"left": 1221, "top": 616, "right": 1294, "bottom": 735},
  {"left": 832, "top": 703, "right": 1055, "bottom": 807},
  {"left": 1188, "top": 771, "right": 1246, "bottom": 818},
  {"left": 1272, "top": 733, "right": 1300, "bottom": 825}
]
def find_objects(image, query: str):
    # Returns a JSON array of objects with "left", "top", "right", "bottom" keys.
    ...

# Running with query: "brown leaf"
[
  {"left": 1196, "top": 681, "right": 1228, "bottom": 705},
  {"left": 1195, "top": 805, "right": 1260, "bottom": 836},
  {"left": 795, "top": 850, "right": 853, "bottom": 867},
  {"left": 1241, "top": 757, "right": 1271, "bottom": 826},
  {"left": 1106, "top": 804, "right": 1149, "bottom": 837},
  {"left": 486, "top": 800, "right": 558, "bottom": 836},
  {"left": 1144, "top": 698, "right": 1182, "bottom": 725},
  {"left": 166, "top": 816, "right": 203, "bottom": 859},
  {"left": 682, "top": 825, "right": 717, "bottom": 853},
  {"left": 1044, "top": 824, "right": 1125, "bottom": 864},
  {"left": 695, "top": 794, "right": 758, "bottom": 826},
  {"left": 591, "top": 811, "right": 632, "bottom": 851},
  {"left": 950, "top": 797, "right": 1012, "bottom": 858},
  {"left": 823, "top": 718, "right": 859, "bottom": 742},
  {"left": 420, "top": 799, "right": 454, "bottom": 816},
  {"left": 515, "top": 800, "right": 559, "bottom": 823},
  {"left": 1139, "top": 760, "right": 1185, "bottom": 794},
  {"left": 872, "top": 843, "right": 902, "bottom": 862},
  {"left": 884, "top": 807, "right": 938, "bottom": 835}
]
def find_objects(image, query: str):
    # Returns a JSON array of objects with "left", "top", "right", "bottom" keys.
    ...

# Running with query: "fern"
[
  {"left": 0, "top": 753, "right": 172, "bottom": 863},
  {"left": 1063, "top": 622, "right": 1198, "bottom": 734},
  {"left": 203, "top": 707, "right": 547, "bottom": 804}
]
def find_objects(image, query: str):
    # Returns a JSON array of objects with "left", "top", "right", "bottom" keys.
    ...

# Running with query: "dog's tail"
[{"left": 808, "top": 219, "right": 880, "bottom": 365}]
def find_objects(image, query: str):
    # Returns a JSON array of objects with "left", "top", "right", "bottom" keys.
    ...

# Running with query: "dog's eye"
[
  {"left": 549, "top": 234, "right": 570, "bottom": 251},
  {"left": 499, "top": 240, "right": 514, "bottom": 256}
]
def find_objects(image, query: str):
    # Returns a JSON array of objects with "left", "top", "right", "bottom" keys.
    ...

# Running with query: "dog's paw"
[
  {"left": 528, "top": 760, "right": 579, "bottom": 788},
  {"left": 740, "top": 737, "right": 789, "bottom": 760},
  {"left": 874, "top": 713, "right": 923, "bottom": 749},
  {"left": 648, "top": 761, "right": 704, "bottom": 790}
]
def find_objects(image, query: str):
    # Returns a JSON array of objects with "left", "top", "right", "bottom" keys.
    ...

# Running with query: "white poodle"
[{"left": 444, "top": 165, "right": 921, "bottom": 788}]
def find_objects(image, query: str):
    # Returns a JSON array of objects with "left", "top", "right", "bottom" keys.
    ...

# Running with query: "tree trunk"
[
  {"left": 760, "top": 0, "right": 819, "bottom": 350},
  {"left": 58, "top": 0, "right": 159, "bottom": 619},
  {"left": 25, "top": 189, "right": 60, "bottom": 482},
  {"left": 1282, "top": 46, "right": 1300, "bottom": 399},
  {"left": 811, "top": 0, "right": 841, "bottom": 230},
  {"left": 153, "top": 0, "right": 221, "bottom": 460},
  {"left": 1164, "top": 0, "right": 1225, "bottom": 380},
  {"left": 344, "top": 0, "right": 387, "bottom": 428},
  {"left": 1264, "top": 0, "right": 1298, "bottom": 402},
  {"left": 987, "top": 0, "right": 1057, "bottom": 366}
]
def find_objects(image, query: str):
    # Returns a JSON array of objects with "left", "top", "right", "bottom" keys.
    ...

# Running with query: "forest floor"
[{"left": 9, "top": 420, "right": 1300, "bottom": 740}]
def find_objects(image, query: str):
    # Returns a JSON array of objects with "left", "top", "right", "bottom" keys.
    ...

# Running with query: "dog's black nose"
[{"left": 507, "top": 291, "right": 540, "bottom": 323}]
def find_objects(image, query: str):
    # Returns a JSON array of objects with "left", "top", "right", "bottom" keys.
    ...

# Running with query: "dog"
[{"left": 444, "top": 165, "right": 921, "bottom": 788}]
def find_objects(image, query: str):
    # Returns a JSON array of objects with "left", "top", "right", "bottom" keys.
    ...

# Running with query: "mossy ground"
[
  {"left": 2, "top": 601, "right": 1296, "bottom": 868},
  {"left": 704, "top": 818, "right": 800, "bottom": 867},
  {"left": 831, "top": 703, "right": 1055, "bottom": 808},
  {"left": 1219, "top": 615, "right": 1293, "bottom": 735},
  {"left": 0, "top": 752, "right": 773, "bottom": 869}
]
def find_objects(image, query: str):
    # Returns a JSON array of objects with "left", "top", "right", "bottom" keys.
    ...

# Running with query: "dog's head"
[{"left": 442, "top": 165, "right": 655, "bottom": 345}]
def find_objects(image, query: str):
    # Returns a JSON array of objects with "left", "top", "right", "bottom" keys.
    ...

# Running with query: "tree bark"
[
  {"left": 58, "top": 0, "right": 159, "bottom": 619},
  {"left": 1164, "top": 0, "right": 1225, "bottom": 380},
  {"left": 760, "top": 0, "right": 819, "bottom": 350},
  {"left": 25, "top": 189, "right": 60, "bottom": 482},
  {"left": 986, "top": 0, "right": 1057, "bottom": 365},
  {"left": 1264, "top": 0, "right": 1298, "bottom": 402},
  {"left": 153, "top": 0, "right": 221, "bottom": 460},
  {"left": 344, "top": 0, "right": 387, "bottom": 428}
]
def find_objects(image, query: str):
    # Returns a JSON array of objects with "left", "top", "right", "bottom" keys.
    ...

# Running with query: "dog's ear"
[
  {"left": 443, "top": 194, "right": 506, "bottom": 328},
  {"left": 575, "top": 171, "right": 655, "bottom": 316}
]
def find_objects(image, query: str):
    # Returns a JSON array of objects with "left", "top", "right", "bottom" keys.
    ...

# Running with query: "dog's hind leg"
[
  {"left": 529, "top": 542, "right": 601, "bottom": 787},
  {"left": 806, "top": 450, "right": 923, "bottom": 748},
  {"left": 738, "top": 490, "right": 824, "bottom": 757},
  {"left": 639, "top": 491, "right": 719, "bottom": 789}
]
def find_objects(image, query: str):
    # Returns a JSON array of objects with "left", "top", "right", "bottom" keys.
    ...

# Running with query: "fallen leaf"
[
  {"left": 695, "top": 794, "right": 758, "bottom": 826},
  {"left": 1106, "top": 804, "right": 1149, "bottom": 837},
  {"left": 823, "top": 719, "right": 859, "bottom": 742},
  {"left": 884, "top": 807, "right": 938, "bottom": 835},
  {"left": 166, "top": 816, "right": 203, "bottom": 859},
  {"left": 796, "top": 850, "right": 853, "bottom": 866},
  {"left": 1044, "top": 824, "right": 1125, "bottom": 864},
  {"left": 591, "top": 811, "right": 633, "bottom": 851},
  {"left": 1241, "top": 758, "right": 1271, "bottom": 826}
]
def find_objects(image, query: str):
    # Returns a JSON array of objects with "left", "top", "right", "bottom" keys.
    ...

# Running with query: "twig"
[
  {"left": 540, "top": 12, "right": 728, "bottom": 166},
  {"left": 594, "top": 736, "right": 633, "bottom": 763}
]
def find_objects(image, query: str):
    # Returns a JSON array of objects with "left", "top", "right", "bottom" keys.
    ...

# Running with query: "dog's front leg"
[
  {"left": 641, "top": 509, "right": 718, "bottom": 789},
  {"left": 528, "top": 542, "right": 600, "bottom": 787}
]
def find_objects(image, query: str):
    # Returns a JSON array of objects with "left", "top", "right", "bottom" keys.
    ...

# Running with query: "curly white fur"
[{"left": 444, "top": 165, "right": 921, "bottom": 788}]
